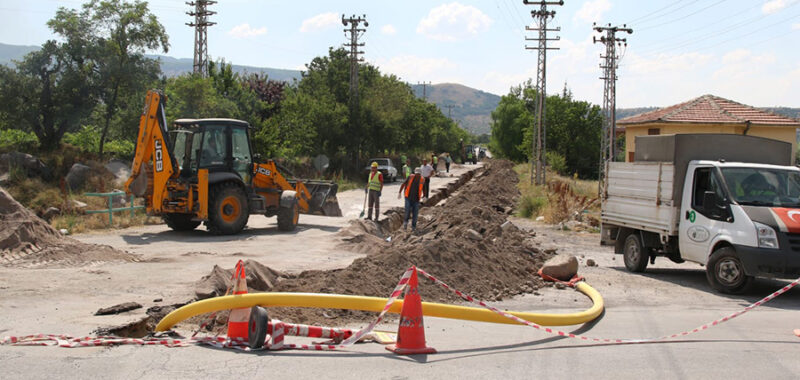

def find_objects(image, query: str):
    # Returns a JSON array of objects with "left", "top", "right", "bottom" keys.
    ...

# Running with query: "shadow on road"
[
  {"left": 608, "top": 266, "right": 800, "bottom": 311},
  {"left": 120, "top": 223, "right": 342, "bottom": 245}
]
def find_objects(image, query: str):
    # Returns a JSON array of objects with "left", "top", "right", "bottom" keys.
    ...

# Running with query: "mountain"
[
  {"left": 0, "top": 42, "right": 302, "bottom": 82},
  {"left": 412, "top": 83, "right": 501, "bottom": 136}
]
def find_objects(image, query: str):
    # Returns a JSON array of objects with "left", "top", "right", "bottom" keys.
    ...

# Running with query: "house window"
[{"left": 648, "top": 128, "right": 660, "bottom": 135}]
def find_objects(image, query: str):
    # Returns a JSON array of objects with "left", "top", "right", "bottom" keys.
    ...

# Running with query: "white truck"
[{"left": 601, "top": 134, "right": 800, "bottom": 294}]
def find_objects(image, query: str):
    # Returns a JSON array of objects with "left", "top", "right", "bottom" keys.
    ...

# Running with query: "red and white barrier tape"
[
  {"left": 417, "top": 267, "right": 800, "bottom": 344},
  {"left": 3, "top": 266, "right": 798, "bottom": 350}
]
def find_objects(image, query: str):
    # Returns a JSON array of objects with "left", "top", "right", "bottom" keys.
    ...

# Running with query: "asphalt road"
[{"left": 3, "top": 162, "right": 800, "bottom": 379}]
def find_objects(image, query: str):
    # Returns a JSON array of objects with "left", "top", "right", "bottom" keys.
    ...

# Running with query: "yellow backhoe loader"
[{"left": 124, "top": 90, "right": 339, "bottom": 235}]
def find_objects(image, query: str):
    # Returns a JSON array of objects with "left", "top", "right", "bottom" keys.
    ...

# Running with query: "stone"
[
  {"left": 110, "top": 189, "right": 128, "bottom": 208},
  {"left": 65, "top": 163, "right": 92, "bottom": 191},
  {"left": 0, "top": 151, "right": 49, "bottom": 179},
  {"left": 535, "top": 216, "right": 545, "bottom": 221},
  {"left": 586, "top": 259, "right": 597, "bottom": 267},
  {"left": 95, "top": 302, "right": 143, "bottom": 316},
  {"left": 540, "top": 254, "right": 579, "bottom": 281},
  {"left": 41, "top": 207, "right": 61, "bottom": 221},
  {"left": 104, "top": 159, "right": 131, "bottom": 182},
  {"left": 466, "top": 229, "right": 482, "bottom": 241},
  {"left": 70, "top": 200, "right": 87, "bottom": 209}
]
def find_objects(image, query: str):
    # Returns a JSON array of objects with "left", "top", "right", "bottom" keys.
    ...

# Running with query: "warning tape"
[
  {"left": 3, "top": 266, "right": 798, "bottom": 349},
  {"left": 417, "top": 267, "right": 800, "bottom": 344}
]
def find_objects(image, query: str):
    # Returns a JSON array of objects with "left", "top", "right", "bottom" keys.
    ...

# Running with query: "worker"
[
  {"left": 365, "top": 161, "right": 384, "bottom": 221},
  {"left": 466, "top": 149, "right": 473, "bottom": 165},
  {"left": 401, "top": 158, "right": 412, "bottom": 180},
  {"left": 420, "top": 158, "right": 434, "bottom": 199},
  {"left": 398, "top": 167, "right": 424, "bottom": 230},
  {"left": 432, "top": 154, "right": 438, "bottom": 172},
  {"left": 445, "top": 153, "right": 451, "bottom": 173}
]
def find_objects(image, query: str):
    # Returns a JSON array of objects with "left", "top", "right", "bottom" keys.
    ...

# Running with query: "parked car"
[{"left": 364, "top": 158, "right": 398, "bottom": 182}]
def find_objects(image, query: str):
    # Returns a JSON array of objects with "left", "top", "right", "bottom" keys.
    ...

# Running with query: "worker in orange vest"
[
  {"left": 398, "top": 167, "right": 425, "bottom": 230},
  {"left": 366, "top": 161, "right": 384, "bottom": 221}
]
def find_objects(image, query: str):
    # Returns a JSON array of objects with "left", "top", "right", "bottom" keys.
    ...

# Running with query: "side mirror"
[{"left": 703, "top": 191, "right": 728, "bottom": 218}]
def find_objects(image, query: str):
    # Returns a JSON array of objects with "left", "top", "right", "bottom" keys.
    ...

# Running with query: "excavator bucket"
[{"left": 288, "top": 179, "right": 341, "bottom": 216}]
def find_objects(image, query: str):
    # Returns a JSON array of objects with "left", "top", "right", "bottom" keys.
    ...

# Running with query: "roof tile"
[{"left": 618, "top": 95, "right": 800, "bottom": 126}]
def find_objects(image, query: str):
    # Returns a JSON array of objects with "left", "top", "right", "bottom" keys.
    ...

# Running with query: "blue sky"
[{"left": 1, "top": 0, "right": 799, "bottom": 108}]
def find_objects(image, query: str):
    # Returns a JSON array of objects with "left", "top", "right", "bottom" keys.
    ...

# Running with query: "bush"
[
  {"left": 518, "top": 194, "right": 548, "bottom": 218},
  {"left": 546, "top": 151, "right": 567, "bottom": 176},
  {"left": 62, "top": 125, "right": 134, "bottom": 157},
  {"left": 0, "top": 129, "right": 39, "bottom": 152}
]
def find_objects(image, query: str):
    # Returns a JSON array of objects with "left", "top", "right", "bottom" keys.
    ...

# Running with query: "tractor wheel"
[
  {"left": 163, "top": 213, "right": 201, "bottom": 231},
  {"left": 277, "top": 198, "right": 299, "bottom": 231},
  {"left": 207, "top": 183, "right": 249, "bottom": 235}
]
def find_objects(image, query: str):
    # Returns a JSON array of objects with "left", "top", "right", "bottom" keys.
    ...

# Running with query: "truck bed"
[{"left": 602, "top": 162, "right": 678, "bottom": 236}]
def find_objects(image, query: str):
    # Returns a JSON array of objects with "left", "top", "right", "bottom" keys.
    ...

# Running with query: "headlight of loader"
[{"left": 754, "top": 222, "right": 779, "bottom": 249}]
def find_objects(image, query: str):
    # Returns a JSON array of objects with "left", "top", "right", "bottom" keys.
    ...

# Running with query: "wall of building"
[{"left": 623, "top": 123, "right": 797, "bottom": 163}]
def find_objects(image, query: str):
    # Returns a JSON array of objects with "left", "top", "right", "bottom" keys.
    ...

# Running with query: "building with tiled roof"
[{"left": 617, "top": 94, "right": 800, "bottom": 162}]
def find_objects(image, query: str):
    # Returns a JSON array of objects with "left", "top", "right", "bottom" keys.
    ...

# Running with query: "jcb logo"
[
  {"left": 154, "top": 139, "right": 164, "bottom": 172},
  {"left": 257, "top": 167, "right": 271, "bottom": 176}
]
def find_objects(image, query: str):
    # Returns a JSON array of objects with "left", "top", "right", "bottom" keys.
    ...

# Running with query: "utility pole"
[
  {"left": 594, "top": 23, "right": 632, "bottom": 197},
  {"left": 445, "top": 104, "right": 455, "bottom": 120},
  {"left": 186, "top": 0, "right": 216, "bottom": 76},
  {"left": 418, "top": 81, "right": 431, "bottom": 100},
  {"left": 524, "top": 0, "right": 563, "bottom": 186},
  {"left": 343, "top": 14, "right": 368, "bottom": 107}
]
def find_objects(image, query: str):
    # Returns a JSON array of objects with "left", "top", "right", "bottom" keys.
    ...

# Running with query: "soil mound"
[
  {"left": 0, "top": 187, "right": 139, "bottom": 267},
  {"left": 268, "top": 160, "right": 552, "bottom": 324},
  {"left": 194, "top": 259, "right": 288, "bottom": 299}
]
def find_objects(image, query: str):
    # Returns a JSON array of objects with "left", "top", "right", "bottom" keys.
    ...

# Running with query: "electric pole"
[
  {"left": 186, "top": 0, "right": 216, "bottom": 76},
  {"left": 594, "top": 23, "right": 632, "bottom": 197},
  {"left": 445, "top": 104, "right": 455, "bottom": 120},
  {"left": 342, "top": 15, "right": 369, "bottom": 114},
  {"left": 418, "top": 81, "right": 431, "bottom": 100},
  {"left": 524, "top": 0, "right": 563, "bottom": 186}
]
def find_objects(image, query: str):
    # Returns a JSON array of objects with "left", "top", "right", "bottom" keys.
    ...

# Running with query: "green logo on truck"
[{"left": 688, "top": 210, "right": 696, "bottom": 223}]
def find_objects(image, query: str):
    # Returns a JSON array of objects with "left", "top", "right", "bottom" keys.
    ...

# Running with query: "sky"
[{"left": 1, "top": 0, "right": 799, "bottom": 108}]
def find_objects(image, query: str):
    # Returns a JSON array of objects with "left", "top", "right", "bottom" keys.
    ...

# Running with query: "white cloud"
[
  {"left": 714, "top": 49, "right": 777, "bottom": 79},
  {"left": 374, "top": 55, "right": 459, "bottom": 82},
  {"left": 793, "top": 23, "right": 800, "bottom": 30},
  {"left": 762, "top": 0, "right": 788, "bottom": 14},
  {"left": 417, "top": 2, "right": 493, "bottom": 41},
  {"left": 381, "top": 24, "right": 397, "bottom": 35},
  {"left": 300, "top": 12, "right": 340, "bottom": 33},
  {"left": 574, "top": 0, "right": 612, "bottom": 24},
  {"left": 227, "top": 23, "right": 267, "bottom": 39}
]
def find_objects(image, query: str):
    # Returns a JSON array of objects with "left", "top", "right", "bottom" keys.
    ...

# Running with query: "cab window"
[
  {"left": 199, "top": 126, "right": 227, "bottom": 167},
  {"left": 231, "top": 127, "right": 252, "bottom": 182},
  {"left": 692, "top": 167, "right": 727, "bottom": 219}
]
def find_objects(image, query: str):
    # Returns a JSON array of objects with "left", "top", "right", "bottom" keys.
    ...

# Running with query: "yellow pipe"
[{"left": 156, "top": 281, "right": 603, "bottom": 332}]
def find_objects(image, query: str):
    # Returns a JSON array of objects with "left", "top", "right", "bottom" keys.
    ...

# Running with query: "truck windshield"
[
  {"left": 169, "top": 130, "right": 200, "bottom": 174},
  {"left": 720, "top": 167, "right": 800, "bottom": 207}
]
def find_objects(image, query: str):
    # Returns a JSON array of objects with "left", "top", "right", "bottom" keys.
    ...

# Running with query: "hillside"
[{"left": 412, "top": 83, "right": 501, "bottom": 136}]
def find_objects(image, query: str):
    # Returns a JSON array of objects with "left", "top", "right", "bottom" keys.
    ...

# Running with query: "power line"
[
  {"left": 625, "top": 0, "right": 689, "bottom": 25},
  {"left": 186, "top": 0, "right": 216, "bottom": 77},
  {"left": 342, "top": 14, "right": 368, "bottom": 159},
  {"left": 637, "top": 0, "right": 729, "bottom": 32},
  {"left": 523, "top": 0, "right": 563, "bottom": 186}
]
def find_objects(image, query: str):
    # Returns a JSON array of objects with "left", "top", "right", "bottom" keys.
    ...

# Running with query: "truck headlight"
[{"left": 754, "top": 222, "right": 779, "bottom": 249}]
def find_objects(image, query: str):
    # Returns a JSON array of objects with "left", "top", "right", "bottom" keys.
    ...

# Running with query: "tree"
[
  {"left": 48, "top": 0, "right": 168, "bottom": 156},
  {"left": 0, "top": 41, "right": 95, "bottom": 150}
]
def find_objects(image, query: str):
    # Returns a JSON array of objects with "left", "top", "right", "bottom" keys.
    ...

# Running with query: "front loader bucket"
[{"left": 289, "top": 180, "right": 341, "bottom": 216}]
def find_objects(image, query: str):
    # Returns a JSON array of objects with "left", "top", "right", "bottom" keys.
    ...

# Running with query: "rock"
[
  {"left": 110, "top": 189, "right": 128, "bottom": 208},
  {"left": 466, "top": 229, "right": 482, "bottom": 241},
  {"left": 65, "top": 163, "right": 92, "bottom": 191},
  {"left": 535, "top": 216, "right": 545, "bottom": 221},
  {"left": 586, "top": 259, "right": 597, "bottom": 267},
  {"left": 59, "top": 228, "right": 69, "bottom": 235},
  {"left": 0, "top": 151, "right": 49, "bottom": 179},
  {"left": 0, "top": 172, "right": 8, "bottom": 186},
  {"left": 555, "top": 283, "right": 567, "bottom": 290},
  {"left": 70, "top": 200, "right": 88, "bottom": 209},
  {"left": 501, "top": 220, "right": 518, "bottom": 233},
  {"left": 95, "top": 302, "right": 143, "bottom": 316},
  {"left": 41, "top": 207, "right": 61, "bottom": 221},
  {"left": 540, "top": 254, "right": 579, "bottom": 281},
  {"left": 104, "top": 159, "right": 131, "bottom": 182}
]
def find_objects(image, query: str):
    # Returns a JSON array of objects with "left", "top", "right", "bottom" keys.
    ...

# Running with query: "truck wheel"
[
  {"left": 207, "top": 183, "right": 249, "bottom": 235},
  {"left": 706, "top": 247, "right": 753, "bottom": 294},
  {"left": 277, "top": 199, "right": 299, "bottom": 231},
  {"left": 623, "top": 233, "right": 648, "bottom": 272},
  {"left": 163, "top": 213, "right": 201, "bottom": 231}
]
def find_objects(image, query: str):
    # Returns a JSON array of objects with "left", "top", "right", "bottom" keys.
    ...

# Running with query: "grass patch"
[{"left": 513, "top": 163, "right": 600, "bottom": 224}]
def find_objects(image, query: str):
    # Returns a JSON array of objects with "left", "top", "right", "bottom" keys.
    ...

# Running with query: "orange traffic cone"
[
  {"left": 227, "top": 260, "right": 250, "bottom": 340},
  {"left": 386, "top": 266, "right": 436, "bottom": 355}
]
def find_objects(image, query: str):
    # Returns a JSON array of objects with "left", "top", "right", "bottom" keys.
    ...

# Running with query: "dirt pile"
[
  {"left": 266, "top": 160, "right": 553, "bottom": 324},
  {"left": 194, "top": 259, "right": 288, "bottom": 299},
  {"left": 0, "top": 187, "right": 139, "bottom": 267}
]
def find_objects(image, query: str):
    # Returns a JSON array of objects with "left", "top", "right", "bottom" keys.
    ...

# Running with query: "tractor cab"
[{"left": 170, "top": 118, "right": 254, "bottom": 184}]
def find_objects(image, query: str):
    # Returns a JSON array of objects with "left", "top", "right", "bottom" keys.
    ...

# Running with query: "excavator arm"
[{"left": 124, "top": 90, "right": 179, "bottom": 213}]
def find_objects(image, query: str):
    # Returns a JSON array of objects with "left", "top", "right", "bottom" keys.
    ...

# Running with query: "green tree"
[{"left": 48, "top": 0, "right": 168, "bottom": 156}]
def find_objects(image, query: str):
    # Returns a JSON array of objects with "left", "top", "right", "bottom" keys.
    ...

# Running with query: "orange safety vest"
[{"left": 404, "top": 174, "right": 424, "bottom": 199}]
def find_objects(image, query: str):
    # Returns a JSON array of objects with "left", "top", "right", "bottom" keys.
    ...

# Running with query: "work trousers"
[
  {"left": 368, "top": 189, "right": 380, "bottom": 220},
  {"left": 445, "top": 162, "right": 450, "bottom": 173},
  {"left": 423, "top": 177, "right": 431, "bottom": 199},
  {"left": 403, "top": 198, "right": 420, "bottom": 229}
]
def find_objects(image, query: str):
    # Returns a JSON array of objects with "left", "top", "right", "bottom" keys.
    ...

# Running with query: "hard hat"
[
  {"left": 371, "top": 162, "right": 378, "bottom": 168},
  {"left": 414, "top": 167, "right": 421, "bottom": 174}
]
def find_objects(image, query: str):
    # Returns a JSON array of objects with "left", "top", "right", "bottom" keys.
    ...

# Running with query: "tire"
[
  {"left": 162, "top": 213, "right": 201, "bottom": 231},
  {"left": 623, "top": 233, "right": 648, "bottom": 272},
  {"left": 706, "top": 247, "right": 753, "bottom": 294},
  {"left": 277, "top": 199, "right": 299, "bottom": 231},
  {"left": 206, "top": 183, "right": 249, "bottom": 235}
]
